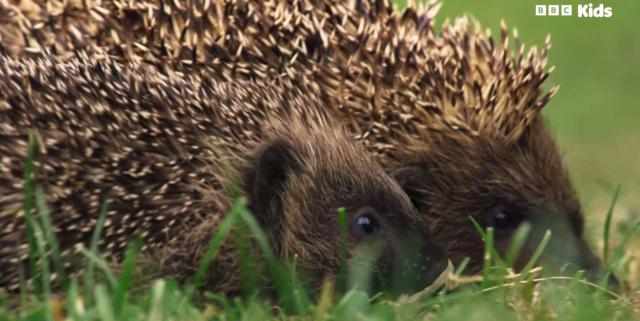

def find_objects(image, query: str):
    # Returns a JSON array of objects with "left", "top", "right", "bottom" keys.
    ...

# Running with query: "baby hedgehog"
[
  {"left": 0, "top": 52, "right": 449, "bottom": 295},
  {"left": 0, "top": 0, "right": 611, "bottom": 282}
]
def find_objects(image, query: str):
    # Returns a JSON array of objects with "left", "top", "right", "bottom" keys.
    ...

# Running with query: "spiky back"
[
  {"left": 0, "top": 52, "right": 335, "bottom": 290},
  {"left": 1, "top": 0, "right": 557, "bottom": 159}
]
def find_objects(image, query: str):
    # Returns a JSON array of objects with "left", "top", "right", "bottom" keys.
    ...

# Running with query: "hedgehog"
[
  {"left": 0, "top": 0, "right": 612, "bottom": 283},
  {"left": 0, "top": 52, "right": 450, "bottom": 295}
]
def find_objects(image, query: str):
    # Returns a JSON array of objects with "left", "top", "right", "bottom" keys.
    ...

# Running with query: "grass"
[{"left": 2, "top": 170, "right": 637, "bottom": 320}]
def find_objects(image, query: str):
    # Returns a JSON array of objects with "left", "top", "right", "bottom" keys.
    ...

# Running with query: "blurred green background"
[{"left": 396, "top": 0, "right": 640, "bottom": 243}]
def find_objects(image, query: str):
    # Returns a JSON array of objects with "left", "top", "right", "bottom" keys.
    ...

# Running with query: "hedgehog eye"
[
  {"left": 355, "top": 214, "right": 381, "bottom": 236},
  {"left": 488, "top": 210, "right": 522, "bottom": 230}
]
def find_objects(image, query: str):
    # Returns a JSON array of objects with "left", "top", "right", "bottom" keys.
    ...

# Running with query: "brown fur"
[
  {"left": 0, "top": 0, "right": 606, "bottom": 280},
  {"left": 393, "top": 119, "right": 595, "bottom": 274},
  {"left": 0, "top": 53, "right": 447, "bottom": 293}
]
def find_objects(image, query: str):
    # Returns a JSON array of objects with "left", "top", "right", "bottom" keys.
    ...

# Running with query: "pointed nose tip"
[
  {"left": 574, "top": 239, "right": 622, "bottom": 291},
  {"left": 606, "top": 273, "right": 621, "bottom": 291},
  {"left": 584, "top": 267, "right": 621, "bottom": 292},
  {"left": 392, "top": 234, "right": 449, "bottom": 296},
  {"left": 420, "top": 239, "right": 450, "bottom": 287}
]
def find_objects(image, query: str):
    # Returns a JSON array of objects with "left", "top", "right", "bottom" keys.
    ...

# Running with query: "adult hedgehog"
[
  {"left": 0, "top": 52, "right": 449, "bottom": 295},
  {"left": 0, "top": 0, "right": 611, "bottom": 282}
]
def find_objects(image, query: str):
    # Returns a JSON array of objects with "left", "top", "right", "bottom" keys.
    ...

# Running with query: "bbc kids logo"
[{"left": 535, "top": 4, "right": 613, "bottom": 17}]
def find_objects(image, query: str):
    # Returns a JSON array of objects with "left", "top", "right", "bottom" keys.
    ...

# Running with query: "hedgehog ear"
[
  {"left": 391, "top": 166, "right": 432, "bottom": 210},
  {"left": 250, "top": 140, "right": 301, "bottom": 230}
]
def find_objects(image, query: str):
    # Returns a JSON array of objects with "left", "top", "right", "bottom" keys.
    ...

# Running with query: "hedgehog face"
[
  {"left": 394, "top": 119, "right": 612, "bottom": 284},
  {"left": 246, "top": 137, "right": 448, "bottom": 296}
]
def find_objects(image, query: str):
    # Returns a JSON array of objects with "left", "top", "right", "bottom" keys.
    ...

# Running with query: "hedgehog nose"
[
  {"left": 420, "top": 237, "right": 449, "bottom": 286},
  {"left": 584, "top": 266, "right": 620, "bottom": 291},
  {"left": 608, "top": 274, "right": 621, "bottom": 291},
  {"left": 406, "top": 236, "right": 450, "bottom": 300},
  {"left": 577, "top": 239, "right": 621, "bottom": 291},
  {"left": 392, "top": 233, "right": 449, "bottom": 295}
]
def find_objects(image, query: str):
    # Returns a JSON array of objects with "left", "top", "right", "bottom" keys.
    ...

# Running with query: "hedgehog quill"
[
  {"left": 0, "top": 53, "right": 449, "bottom": 295},
  {"left": 0, "top": 0, "right": 615, "bottom": 284}
]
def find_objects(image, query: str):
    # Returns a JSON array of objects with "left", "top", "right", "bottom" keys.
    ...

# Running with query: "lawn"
[{"left": 1, "top": 1, "right": 639, "bottom": 320}]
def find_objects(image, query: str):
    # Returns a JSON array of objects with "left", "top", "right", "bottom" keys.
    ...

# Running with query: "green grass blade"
[
  {"left": 516, "top": 230, "right": 552, "bottom": 285},
  {"left": 203, "top": 293, "right": 236, "bottom": 320},
  {"left": 79, "top": 247, "right": 118, "bottom": 290},
  {"left": 18, "top": 268, "right": 27, "bottom": 312},
  {"left": 505, "top": 222, "right": 531, "bottom": 267},
  {"left": 23, "top": 133, "right": 39, "bottom": 285},
  {"left": 347, "top": 243, "right": 379, "bottom": 294},
  {"left": 114, "top": 239, "right": 143, "bottom": 316},
  {"left": 66, "top": 280, "right": 82, "bottom": 321},
  {"left": 27, "top": 208, "right": 48, "bottom": 294},
  {"left": 94, "top": 285, "right": 116, "bottom": 321},
  {"left": 602, "top": 185, "right": 621, "bottom": 265},
  {"left": 469, "top": 216, "right": 486, "bottom": 239},
  {"left": 34, "top": 186, "right": 67, "bottom": 288},
  {"left": 237, "top": 203, "right": 311, "bottom": 314},
  {"left": 602, "top": 217, "right": 639, "bottom": 289},
  {"left": 469, "top": 216, "right": 506, "bottom": 267},
  {"left": 454, "top": 257, "right": 471, "bottom": 276},
  {"left": 29, "top": 214, "right": 54, "bottom": 321},
  {"left": 333, "top": 290, "right": 370, "bottom": 320},
  {"left": 570, "top": 270, "right": 587, "bottom": 291},
  {"left": 608, "top": 220, "right": 640, "bottom": 269},
  {"left": 192, "top": 198, "right": 244, "bottom": 289},
  {"left": 481, "top": 227, "right": 494, "bottom": 288},
  {"left": 337, "top": 207, "right": 348, "bottom": 293},
  {"left": 85, "top": 200, "right": 110, "bottom": 296},
  {"left": 147, "top": 281, "right": 166, "bottom": 321},
  {"left": 234, "top": 222, "right": 259, "bottom": 296}
]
